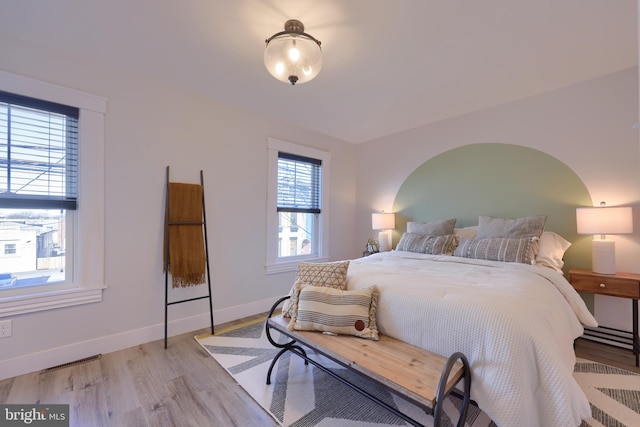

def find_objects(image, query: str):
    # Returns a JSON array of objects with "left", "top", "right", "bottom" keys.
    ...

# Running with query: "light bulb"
[{"left": 288, "top": 47, "right": 300, "bottom": 61}]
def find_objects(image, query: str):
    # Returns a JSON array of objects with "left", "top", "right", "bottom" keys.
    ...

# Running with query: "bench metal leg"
[
  {"left": 433, "top": 352, "right": 471, "bottom": 427},
  {"left": 265, "top": 295, "right": 308, "bottom": 385}
]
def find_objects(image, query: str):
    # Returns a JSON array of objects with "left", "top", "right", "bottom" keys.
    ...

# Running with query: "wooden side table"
[{"left": 568, "top": 268, "right": 640, "bottom": 366}]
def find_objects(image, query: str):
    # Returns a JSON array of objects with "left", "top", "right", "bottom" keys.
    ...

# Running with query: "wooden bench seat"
[{"left": 265, "top": 296, "right": 472, "bottom": 427}]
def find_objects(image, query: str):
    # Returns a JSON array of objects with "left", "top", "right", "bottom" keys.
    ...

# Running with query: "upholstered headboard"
[{"left": 392, "top": 143, "right": 593, "bottom": 276}]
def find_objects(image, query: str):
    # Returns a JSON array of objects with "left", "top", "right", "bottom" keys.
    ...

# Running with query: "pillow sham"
[
  {"left": 281, "top": 260, "right": 350, "bottom": 317},
  {"left": 288, "top": 283, "right": 379, "bottom": 340},
  {"left": 396, "top": 233, "right": 458, "bottom": 255},
  {"left": 454, "top": 226, "right": 478, "bottom": 240},
  {"left": 406, "top": 218, "right": 456, "bottom": 236},
  {"left": 535, "top": 231, "right": 571, "bottom": 273},
  {"left": 454, "top": 236, "right": 540, "bottom": 264},
  {"left": 476, "top": 215, "right": 546, "bottom": 239}
]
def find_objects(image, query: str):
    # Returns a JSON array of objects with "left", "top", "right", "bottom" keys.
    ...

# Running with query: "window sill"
[
  {"left": 0, "top": 286, "right": 104, "bottom": 317},
  {"left": 266, "top": 257, "right": 329, "bottom": 275}
]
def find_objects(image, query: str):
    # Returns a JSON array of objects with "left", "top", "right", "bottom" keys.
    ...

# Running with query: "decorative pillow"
[
  {"left": 454, "top": 226, "right": 478, "bottom": 240},
  {"left": 281, "top": 260, "right": 350, "bottom": 317},
  {"left": 454, "top": 237, "right": 540, "bottom": 264},
  {"left": 288, "top": 283, "right": 379, "bottom": 340},
  {"left": 396, "top": 233, "right": 458, "bottom": 255},
  {"left": 535, "top": 231, "right": 571, "bottom": 273},
  {"left": 476, "top": 215, "right": 547, "bottom": 239},
  {"left": 406, "top": 218, "right": 456, "bottom": 236},
  {"left": 297, "top": 260, "right": 350, "bottom": 286}
]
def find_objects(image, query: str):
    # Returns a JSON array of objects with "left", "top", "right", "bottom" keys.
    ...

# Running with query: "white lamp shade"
[
  {"left": 576, "top": 205, "right": 633, "bottom": 275},
  {"left": 576, "top": 206, "right": 633, "bottom": 235},
  {"left": 372, "top": 213, "right": 395, "bottom": 230}
]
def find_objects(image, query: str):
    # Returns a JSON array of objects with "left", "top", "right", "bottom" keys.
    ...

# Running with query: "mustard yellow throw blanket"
[{"left": 164, "top": 182, "right": 206, "bottom": 288}]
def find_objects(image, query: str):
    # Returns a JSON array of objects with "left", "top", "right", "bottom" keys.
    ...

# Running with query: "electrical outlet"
[{"left": 0, "top": 319, "right": 12, "bottom": 338}]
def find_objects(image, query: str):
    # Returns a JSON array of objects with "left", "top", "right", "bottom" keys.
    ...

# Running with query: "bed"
[
  {"left": 284, "top": 144, "right": 599, "bottom": 426},
  {"left": 346, "top": 236, "right": 597, "bottom": 427},
  {"left": 282, "top": 216, "right": 597, "bottom": 426}
]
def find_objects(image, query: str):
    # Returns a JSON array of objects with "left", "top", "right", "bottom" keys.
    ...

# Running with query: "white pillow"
[
  {"left": 535, "top": 231, "right": 571, "bottom": 273},
  {"left": 454, "top": 226, "right": 478, "bottom": 240}
]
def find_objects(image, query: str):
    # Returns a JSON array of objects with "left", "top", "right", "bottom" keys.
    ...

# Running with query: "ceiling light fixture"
[{"left": 264, "top": 19, "right": 322, "bottom": 85}]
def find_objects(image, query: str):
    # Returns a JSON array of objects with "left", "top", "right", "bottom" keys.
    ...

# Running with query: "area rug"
[{"left": 196, "top": 318, "right": 640, "bottom": 427}]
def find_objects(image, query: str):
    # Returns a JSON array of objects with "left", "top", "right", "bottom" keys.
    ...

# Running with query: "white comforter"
[{"left": 347, "top": 251, "right": 597, "bottom": 427}]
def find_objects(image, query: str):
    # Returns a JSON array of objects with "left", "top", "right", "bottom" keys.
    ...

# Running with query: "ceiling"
[{"left": 0, "top": 0, "right": 637, "bottom": 143}]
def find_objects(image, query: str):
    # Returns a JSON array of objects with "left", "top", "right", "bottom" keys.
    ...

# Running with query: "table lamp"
[
  {"left": 576, "top": 202, "right": 633, "bottom": 274},
  {"left": 372, "top": 212, "right": 395, "bottom": 252}
]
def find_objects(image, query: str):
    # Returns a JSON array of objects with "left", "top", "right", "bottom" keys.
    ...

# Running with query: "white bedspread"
[{"left": 347, "top": 251, "right": 597, "bottom": 427}]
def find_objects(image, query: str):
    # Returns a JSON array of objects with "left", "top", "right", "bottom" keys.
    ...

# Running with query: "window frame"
[
  {"left": 266, "top": 138, "right": 330, "bottom": 274},
  {"left": 0, "top": 70, "right": 107, "bottom": 317}
]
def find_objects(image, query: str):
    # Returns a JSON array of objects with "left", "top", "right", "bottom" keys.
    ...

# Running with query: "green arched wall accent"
[{"left": 393, "top": 143, "right": 593, "bottom": 279}]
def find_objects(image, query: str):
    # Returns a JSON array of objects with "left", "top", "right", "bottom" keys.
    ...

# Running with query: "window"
[
  {"left": 0, "top": 91, "right": 77, "bottom": 291},
  {"left": 0, "top": 70, "right": 107, "bottom": 317},
  {"left": 266, "top": 138, "right": 330, "bottom": 273}
]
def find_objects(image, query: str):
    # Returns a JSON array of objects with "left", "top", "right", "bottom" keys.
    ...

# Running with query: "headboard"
[{"left": 392, "top": 143, "right": 593, "bottom": 276}]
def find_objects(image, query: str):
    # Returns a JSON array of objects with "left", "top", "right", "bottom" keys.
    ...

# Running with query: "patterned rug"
[{"left": 195, "top": 318, "right": 640, "bottom": 427}]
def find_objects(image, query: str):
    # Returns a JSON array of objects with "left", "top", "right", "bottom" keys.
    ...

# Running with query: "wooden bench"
[{"left": 264, "top": 296, "right": 472, "bottom": 427}]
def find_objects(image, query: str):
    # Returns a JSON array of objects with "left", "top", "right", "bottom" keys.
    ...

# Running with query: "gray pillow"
[
  {"left": 396, "top": 233, "right": 459, "bottom": 255},
  {"left": 454, "top": 237, "right": 540, "bottom": 264},
  {"left": 406, "top": 218, "right": 456, "bottom": 236},
  {"left": 476, "top": 215, "right": 546, "bottom": 239}
]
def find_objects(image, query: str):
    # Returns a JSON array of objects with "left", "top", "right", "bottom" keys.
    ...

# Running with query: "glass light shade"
[
  {"left": 576, "top": 206, "right": 633, "bottom": 235},
  {"left": 372, "top": 213, "right": 395, "bottom": 230},
  {"left": 264, "top": 31, "right": 322, "bottom": 85}
]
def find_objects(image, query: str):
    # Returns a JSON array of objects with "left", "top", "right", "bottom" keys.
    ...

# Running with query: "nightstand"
[{"left": 568, "top": 268, "right": 640, "bottom": 366}]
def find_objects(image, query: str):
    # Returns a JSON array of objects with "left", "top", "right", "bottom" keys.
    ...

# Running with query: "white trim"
[
  {"left": 0, "top": 296, "right": 277, "bottom": 380},
  {"left": 0, "top": 69, "right": 107, "bottom": 113},
  {"left": 0, "top": 70, "right": 107, "bottom": 316},
  {"left": 0, "top": 287, "right": 104, "bottom": 317},
  {"left": 265, "top": 138, "right": 331, "bottom": 274}
]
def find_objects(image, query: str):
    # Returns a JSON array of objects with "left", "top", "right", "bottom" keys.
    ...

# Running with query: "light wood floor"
[
  {"left": 0, "top": 314, "right": 277, "bottom": 427},
  {"left": 1, "top": 315, "right": 638, "bottom": 427}
]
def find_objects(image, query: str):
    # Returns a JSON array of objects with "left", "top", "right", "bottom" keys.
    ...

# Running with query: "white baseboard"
[{"left": 0, "top": 296, "right": 277, "bottom": 380}]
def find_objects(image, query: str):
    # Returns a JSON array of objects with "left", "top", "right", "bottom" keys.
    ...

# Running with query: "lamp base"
[
  {"left": 592, "top": 239, "right": 616, "bottom": 275},
  {"left": 378, "top": 230, "right": 392, "bottom": 252}
]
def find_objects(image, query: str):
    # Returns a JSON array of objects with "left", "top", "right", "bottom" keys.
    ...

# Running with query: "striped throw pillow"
[
  {"left": 453, "top": 237, "right": 540, "bottom": 264},
  {"left": 396, "top": 233, "right": 459, "bottom": 255},
  {"left": 288, "top": 283, "right": 379, "bottom": 340}
]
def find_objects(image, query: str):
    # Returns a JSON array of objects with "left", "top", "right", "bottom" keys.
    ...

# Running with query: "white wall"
[
  {"left": 0, "top": 36, "right": 357, "bottom": 378},
  {"left": 356, "top": 67, "right": 640, "bottom": 331}
]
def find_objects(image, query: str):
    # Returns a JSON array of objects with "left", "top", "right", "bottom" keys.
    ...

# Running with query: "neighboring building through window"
[{"left": 266, "top": 138, "right": 330, "bottom": 273}]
